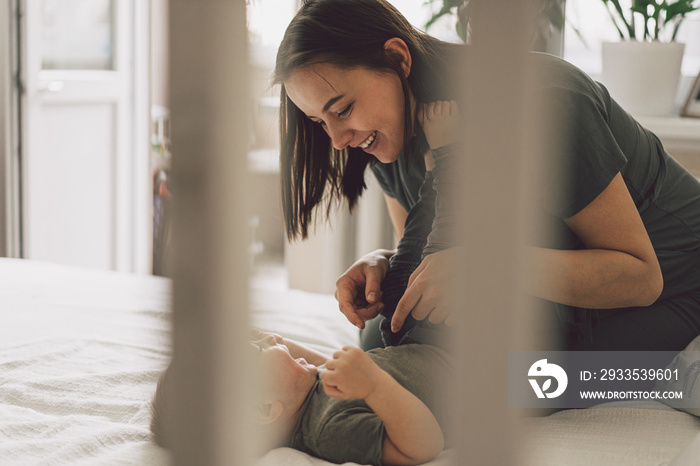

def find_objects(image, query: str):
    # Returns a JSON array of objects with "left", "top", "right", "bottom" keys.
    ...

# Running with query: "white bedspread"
[
  {"left": 519, "top": 401, "right": 700, "bottom": 466},
  {"left": 0, "top": 259, "right": 172, "bottom": 466},
  {"left": 0, "top": 258, "right": 364, "bottom": 466},
  {"left": 2, "top": 258, "right": 700, "bottom": 465}
]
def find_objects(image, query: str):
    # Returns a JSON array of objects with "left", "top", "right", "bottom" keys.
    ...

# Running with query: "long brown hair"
[{"left": 274, "top": 0, "right": 458, "bottom": 240}]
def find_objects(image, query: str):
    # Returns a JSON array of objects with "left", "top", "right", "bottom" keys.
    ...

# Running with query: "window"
[
  {"left": 564, "top": 0, "right": 700, "bottom": 77},
  {"left": 41, "top": 0, "right": 114, "bottom": 71}
]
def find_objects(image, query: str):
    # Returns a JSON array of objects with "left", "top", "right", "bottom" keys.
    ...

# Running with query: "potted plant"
[
  {"left": 425, "top": 0, "right": 568, "bottom": 55},
  {"left": 599, "top": 0, "right": 699, "bottom": 116}
]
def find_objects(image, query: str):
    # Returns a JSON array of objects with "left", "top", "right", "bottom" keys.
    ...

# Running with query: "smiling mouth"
[{"left": 359, "top": 131, "right": 377, "bottom": 149}]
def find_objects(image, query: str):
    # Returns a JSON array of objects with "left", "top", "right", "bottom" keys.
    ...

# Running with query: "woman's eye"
[{"left": 337, "top": 104, "right": 352, "bottom": 118}]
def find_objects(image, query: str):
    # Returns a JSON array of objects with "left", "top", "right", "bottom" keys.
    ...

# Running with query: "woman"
[{"left": 273, "top": 0, "right": 700, "bottom": 352}]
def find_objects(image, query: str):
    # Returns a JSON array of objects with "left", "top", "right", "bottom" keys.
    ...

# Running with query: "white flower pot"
[{"left": 601, "top": 41, "right": 685, "bottom": 117}]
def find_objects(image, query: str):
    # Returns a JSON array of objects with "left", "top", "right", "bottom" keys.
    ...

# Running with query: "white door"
[{"left": 22, "top": 0, "right": 148, "bottom": 272}]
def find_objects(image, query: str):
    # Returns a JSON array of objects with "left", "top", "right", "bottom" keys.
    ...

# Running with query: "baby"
[{"left": 151, "top": 330, "right": 454, "bottom": 465}]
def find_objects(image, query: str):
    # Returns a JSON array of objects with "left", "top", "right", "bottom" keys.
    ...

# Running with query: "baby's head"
[
  {"left": 251, "top": 334, "right": 319, "bottom": 448},
  {"left": 150, "top": 334, "right": 319, "bottom": 452}
]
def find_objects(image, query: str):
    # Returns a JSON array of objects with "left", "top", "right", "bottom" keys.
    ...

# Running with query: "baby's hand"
[
  {"left": 322, "top": 346, "right": 384, "bottom": 400},
  {"left": 250, "top": 329, "right": 283, "bottom": 345},
  {"left": 418, "top": 100, "right": 460, "bottom": 150}
]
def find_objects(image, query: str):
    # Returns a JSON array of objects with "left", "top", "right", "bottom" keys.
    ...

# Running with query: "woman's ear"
[
  {"left": 384, "top": 37, "right": 412, "bottom": 78},
  {"left": 254, "top": 401, "right": 284, "bottom": 425}
]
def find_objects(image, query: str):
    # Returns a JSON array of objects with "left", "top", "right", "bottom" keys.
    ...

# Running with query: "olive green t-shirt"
[
  {"left": 371, "top": 52, "right": 700, "bottom": 300},
  {"left": 289, "top": 344, "right": 454, "bottom": 465}
]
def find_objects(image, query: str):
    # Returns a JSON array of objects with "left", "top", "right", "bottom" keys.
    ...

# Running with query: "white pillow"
[{"left": 655, "top": 334, "right": 700, "bottom": 417}]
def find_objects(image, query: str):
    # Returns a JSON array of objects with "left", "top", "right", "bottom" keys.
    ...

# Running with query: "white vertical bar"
[
  {"left": 131, "top": 0, "right": 152, "bottom": 274},
  {"left": 0, "top": 0, "right": 10, "bottom": 257},
  {"left": 114, "top": 0, "right": 133, "bottom": 272},
  {"left": 21, "top": 0, "right": 38, "bottom": 260},
  {"left": 6, "top": 0, "right": 22, "bottom": 258},
  {"left": 452, "top": 1, "right": 537, "bottom": 463},
  {"left": 169, "top": 0, "right": 253, "bottom": 464}
]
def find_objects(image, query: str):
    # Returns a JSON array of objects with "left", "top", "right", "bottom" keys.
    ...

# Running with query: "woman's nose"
[{"left": 326, "top": 122, "right": 353, "bottom": 150}]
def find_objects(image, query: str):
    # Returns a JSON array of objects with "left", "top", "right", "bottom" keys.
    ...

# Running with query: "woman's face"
[{"left": 284, "top": 63, "right": 412, "bottom": 164}]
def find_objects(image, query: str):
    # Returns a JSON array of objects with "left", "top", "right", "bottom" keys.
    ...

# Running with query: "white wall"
[
  {"left": 151, "top": 0, "right": 169, "bottom": 110},
  {"left": 285, "top": 174, "right": 395, "bottom": 294},
  {"left": 0, "top": 2, "right": 9, "bottom": 257}
]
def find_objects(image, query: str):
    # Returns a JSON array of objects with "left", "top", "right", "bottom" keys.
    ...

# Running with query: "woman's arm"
[
  {"left": 322, "top": 347, "right": 444, "bottom": 466},
  {"left": 526, "top": 172, "right": 663, "bottom": 309}
]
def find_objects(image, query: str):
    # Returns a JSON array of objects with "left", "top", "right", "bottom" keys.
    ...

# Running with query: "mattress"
[
  {"left": 519, "top": 401, "right": 700, "bottom": 466},
  {"left": 0, "top": 258, "right": 172, "bottom": 466},
  {"left": 0, "top": 258, "right": 365, "bottom": 465},
  {"left": 2, "top": 258, "right": 699, "bottom": 465}
]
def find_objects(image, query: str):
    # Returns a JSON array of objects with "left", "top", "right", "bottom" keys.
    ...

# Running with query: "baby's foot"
[{"left": 418, "top": 100, "right": 460, "bottom": 150}]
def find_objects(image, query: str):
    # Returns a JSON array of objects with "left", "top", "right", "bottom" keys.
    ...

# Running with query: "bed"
[{"left": 2, "top": 257, "right": 699, "bottom": 465}]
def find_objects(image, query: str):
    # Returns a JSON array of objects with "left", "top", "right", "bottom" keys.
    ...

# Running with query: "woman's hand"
[
  {"left": 335, "top": 249, "right": 394, "bottom": 329},
  {"left": 322, "top": 346, "right": 385, "bottom": 400},
  {"left": 418, "top": 100, "right": 460, "bottom": 150},
  {"left": 391, "top": 248, "right": 460, "bottom": 333}
]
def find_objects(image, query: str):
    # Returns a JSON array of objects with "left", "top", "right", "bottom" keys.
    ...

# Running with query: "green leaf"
[
  {"left": 665, "top": 0, "right": 700, "bottom": 24},
  {"left": 456, "top": 19, "right": 468, "bottom": 42},
  {"left": 607, "top": 0, "right": 636, "bottom": 38},
  {"left": 425, "top": 4, "right": 456, "bottom": 31}
]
